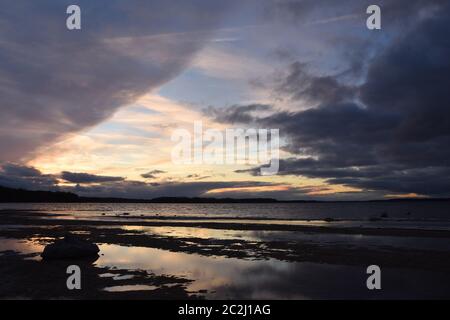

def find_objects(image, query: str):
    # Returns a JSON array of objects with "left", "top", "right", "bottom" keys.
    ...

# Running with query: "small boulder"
[{"left": 41, "top": 234, "right": 100, "bottom": 260}]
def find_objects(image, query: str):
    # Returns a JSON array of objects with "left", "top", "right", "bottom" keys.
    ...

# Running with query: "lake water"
[{"left": 1, "top": 201, "right": 450, "bottom": 220}]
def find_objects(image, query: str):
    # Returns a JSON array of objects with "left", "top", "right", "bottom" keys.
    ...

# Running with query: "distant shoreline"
[{"left": 1, "top": 185, "right": 449, "bottom": 204}]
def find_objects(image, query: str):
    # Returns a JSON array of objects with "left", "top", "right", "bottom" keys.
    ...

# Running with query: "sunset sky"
[{"left": 0, "top": 0, "right": 449, "bottom": 200}]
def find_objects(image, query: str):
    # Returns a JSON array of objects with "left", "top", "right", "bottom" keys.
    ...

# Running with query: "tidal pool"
[{"left": 95, "top": 243, "right": 450, "bottom": 299}]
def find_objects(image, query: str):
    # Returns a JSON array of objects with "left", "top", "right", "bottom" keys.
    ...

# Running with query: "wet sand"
[{"left": 1, "top": 210, "right": 450, "bottom": 299}]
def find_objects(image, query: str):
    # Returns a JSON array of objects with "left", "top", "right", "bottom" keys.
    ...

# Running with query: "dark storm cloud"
[
  {"left": 0, "top": 163, "right": 42, "bottom": 177},
  {"left": 0, "top": 163, "right": 288, "bottom": 199},
  {"left": 265, "top": 0, "right": 448, "bottom": 83},
  {"left": 275, "top": 62, "right": 356, "bottom": 105},
  {"left": 328, "top": 167, "right": 450, "bottom": 197},
  {"left": 0, "top": 0, "right": 238, "bottom": 162},
  {"left": 72, "top": 180, "right": 283, "bottom": 199},
  {"left": 360, "top": 14, "right": 450, "bottom": 144},
  {"left": 205, "top": 104, "right": 272, "bottom": 124},
  {"left": 60, "top": 171, "right": 125, "bottom": 184},
  {"left": 239, "top": 159, "right": 450, "bottom": 197},
  {"left": 186, "top": 174, "right": 211, "bottom": 180},
  {"left": 230, "top": 3, "right": 450, "bottom": 197},
  {"left": 141, "top": 170, "right": 167, "bottom": 179},
  {"left": 0, "top": 163, "right": 58, "bottom": 190}
]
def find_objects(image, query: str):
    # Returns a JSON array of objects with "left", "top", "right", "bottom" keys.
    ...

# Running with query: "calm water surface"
[
  {"left": 1, "top": 202, "right": 450, "bottom": 299},
  {"left": 1, "top": 201, "right": 450, "bottom": 220}
]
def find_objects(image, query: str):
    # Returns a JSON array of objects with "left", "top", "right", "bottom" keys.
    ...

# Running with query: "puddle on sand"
[
  {"left": 99, "top": 273, "right": 135, "bottom": 281},
  {"left": 2, "top": 237, "right": 450, "bottom": 299},
  {"left": 123, "top": 225, "right": 253, "bottom": 241},
  {"left": 95, "top": 243, "right": 450, "bottom": 299},
  {"left": 0, "top": 237, "right": 44, "bottom": 258},
  {"left": 103, "top": 285, "right": 158, "bottom": 292}
]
